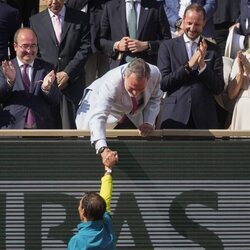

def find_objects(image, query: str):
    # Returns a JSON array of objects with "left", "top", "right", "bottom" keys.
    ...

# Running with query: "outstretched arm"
[{"left": 100, "top": 166, "right": 114, "bottom": 213}]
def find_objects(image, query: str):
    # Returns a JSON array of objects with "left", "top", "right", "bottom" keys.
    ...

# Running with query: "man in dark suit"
[
  {"left": 0, "top": 28, "right": 61, "bottom": 129},
  {"left": 65, "top": 0, "right": 109, "bottom": 85},
  {"left": 30, "top": 0, "right": 91, "bottom": 129},
  {"left": 0, "top": 1, "right": 21, "bottom": 61},
  {"left": 157, "top": 3, "right": 224, "bottom": 129},
  {"left": 213, "top": 0, "right": 240, "bottom": 55},
  {"left": 99, "top": 0, "right": 171, "bottom": 70},
  {"left": 6, "top": 0, "right": 39, "bottom": 27}
]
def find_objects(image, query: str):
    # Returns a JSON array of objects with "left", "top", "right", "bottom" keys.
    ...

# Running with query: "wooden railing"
[{"left": 0, "top": 129, "right": 250, "bottom": 138}]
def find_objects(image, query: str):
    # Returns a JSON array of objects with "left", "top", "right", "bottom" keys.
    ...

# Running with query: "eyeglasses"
[{"left": 17, "top": 44, "right": 38, "bottom": 50}]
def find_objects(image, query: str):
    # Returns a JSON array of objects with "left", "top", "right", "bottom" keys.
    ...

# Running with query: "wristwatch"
[
  {"left": 105, "top": 167, "right": 112, "bottom": 174},
  {"left": 98, "top": 146, "right": 107, "bottom": 154},
  {"left": 184, "top": 63, "right": 192, "bottom": 73}
]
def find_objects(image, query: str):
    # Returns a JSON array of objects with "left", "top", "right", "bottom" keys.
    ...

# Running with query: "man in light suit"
[
  {"left": 164, "top": 0, "right": 217, "bottom": 38},
  {"left": 76, "top": 58, "right": 162, "bottom": 167},
  {"left": 99, "top": 0, "right": 171, "bottom": 69},
  {"left": 30, "top": 0, "right": 91, "bottom": 129},
  {"left": 157, "top": 3, "right": 224, "bottom": 129},
  {"left": 0, "top": 28, "right": 61, "bottom": 129}
]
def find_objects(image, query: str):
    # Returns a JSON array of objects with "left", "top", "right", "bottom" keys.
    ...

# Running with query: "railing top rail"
[{"left": 0, "top": 129, "right": 249, "bottom": 138}]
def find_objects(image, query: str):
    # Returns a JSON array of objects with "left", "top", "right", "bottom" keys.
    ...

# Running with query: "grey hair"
[{"left": 124, "top": 58, "right": 151, "bottom": 80}]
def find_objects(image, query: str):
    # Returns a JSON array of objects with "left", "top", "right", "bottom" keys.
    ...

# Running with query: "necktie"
[
  {"left": 53, "top": 14, "right": 62, "bottom": 43},
  {"left": 21, "top": 64, "right": 30, "bottom": 93},
  {"left": 21, "top": 64, "right": 36, "bottom": 127},
  {"left": 188, "top": 41, "right": 196, "bottom": 59},
  {"left": 130, "top": 96, "right": 138, "bottom": 114},
  {"left": 126, "top": 1, "right": 137, "bottom": 62},
  {"left": 128, "top": 1, "right": 137, "bottom": 39}
]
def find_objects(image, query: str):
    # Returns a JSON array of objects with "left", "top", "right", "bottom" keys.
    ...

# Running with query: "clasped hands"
[
  {"left": 188, "top": 38, "right": 207, "bottom": 71},
  {"left": 237, "top": 50, "right": 250, "bottom": 76},
  {"left": 115, "top": 36, "right": 149, "bottom": 53}
]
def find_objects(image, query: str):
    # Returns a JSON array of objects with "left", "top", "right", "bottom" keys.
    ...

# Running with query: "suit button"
[{"left": 58, "top": 57, "right": 62, "bottom": 61}]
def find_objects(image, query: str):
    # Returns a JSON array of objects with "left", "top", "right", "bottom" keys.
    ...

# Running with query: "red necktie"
[
  {"left": 130, "top": 96, "right": 138, "bottom": 114},
  {"left": 21, "top": 64, "right": 30, "bottom": 93}
]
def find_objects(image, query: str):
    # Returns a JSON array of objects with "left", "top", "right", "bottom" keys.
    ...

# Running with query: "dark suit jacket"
[
  {"left": 29, "top": 6, "right": 91, "bottom": 107},
  {"left": 0, "top": 58, "right": 61, "bottom": 129},
  {"left": 213, "top": 0, "right": 240, "bottom": 26},
  {"left": 240, "top": 0, "right": 250, "bottom": 36},
  {"left": 99, "top": 0, "right": 171, "bottom": 69},
  {"left": 157, "top": 35, "right": 224, "bottom": 129},
  {"left": 65, "top": 0, "right": 108, "bottom": 53},
  {"left": 6, "top": 0, "right": 39, "bottom": 27},
  {"left": 0, "top": 2, "right": 20, "bottom": 61}
]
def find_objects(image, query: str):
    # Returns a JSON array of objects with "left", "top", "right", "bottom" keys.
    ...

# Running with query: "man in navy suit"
[
  {"left": 0, "top": 1, "right": 21, "bottom": 61},
  {"left": 157, "top": 3, "right": 224, "bottom": 129},
  {"left": 30, "top": 0, "right": 91, "bottom": 129},
  {"left": 0, "top": 28, "right": 61, "bottom": 129},
  {"left": 99, "top": 0, "right": 171, "bottom": 70}
]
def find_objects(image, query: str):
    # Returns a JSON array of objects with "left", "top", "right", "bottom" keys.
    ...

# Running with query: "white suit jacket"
[{"left": 76, "top": 63, "right": 162, "bottom": 148}]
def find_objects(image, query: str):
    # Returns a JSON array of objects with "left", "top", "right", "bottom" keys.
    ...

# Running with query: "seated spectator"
[
  {"left": 0, "top": 28, "right": 61, "bottom": 129},
  {"left": 227, "top": 49, "right": 250, "bottom": 130},
  {"left": 67, "top": 163, "right": 117, "bottom": 249}
]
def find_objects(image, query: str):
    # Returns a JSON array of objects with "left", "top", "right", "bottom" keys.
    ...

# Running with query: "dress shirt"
[
  {"left": 183, "top": 34, "right": 206, "bottom": 73},
  {"left": 48, "top": 5, "right": 66, "bottom": 34},
  {"left": 183, "top": 33, "right": 199, "bottom": 58},
  {"left": 16, "top": 58, "right": 51, "bottom": 94},
  {"left": 125, "top": 0, "right": 141, "bottom": 29},
  {"left": 17, "top": 58, "right": 34, "bottom": 82}
]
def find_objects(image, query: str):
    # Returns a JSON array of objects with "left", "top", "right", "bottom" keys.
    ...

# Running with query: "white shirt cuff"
[{"left": 95, "top": 139, "right": 108, "bottom": 154}]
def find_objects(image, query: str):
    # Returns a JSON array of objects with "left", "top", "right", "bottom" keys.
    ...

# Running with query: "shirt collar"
[
  {"left": 125, "top": 0, "right": 141, "bottom": 2},
  {"left": 48, "top": 4, "right": 66, "bottom": 19},
  {"left": 17, "top": 58, "right": 34, "bottom": 68},
  {"left": 183, "top": 33, "right": 200, "bottom": 44}
]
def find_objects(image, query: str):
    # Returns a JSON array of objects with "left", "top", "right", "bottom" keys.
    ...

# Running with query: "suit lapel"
[
  {"left": 12, "top": 59, "right": 24, "bottom": 91},
  {"left": 61, "top": 7, "right": 71, "bottom": 44},
  {"left": 177, "top": 36, "right": 189, "bottom": 63},
  {"left": 31, "top": 60, "right": 43, "bottom": 90},
  {"left": 137, "top": 0, "right": 150, "bottom": 38},
  {"left": 43, "top": 10, "right": 58, "bottom": 44},
  {"left": 118, "top": 0, "right": 128, "bottom": 36}
]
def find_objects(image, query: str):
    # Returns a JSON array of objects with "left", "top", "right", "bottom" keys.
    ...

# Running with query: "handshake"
[{"left": 100, "top": 148, "right": 119, "bottom": 168}]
